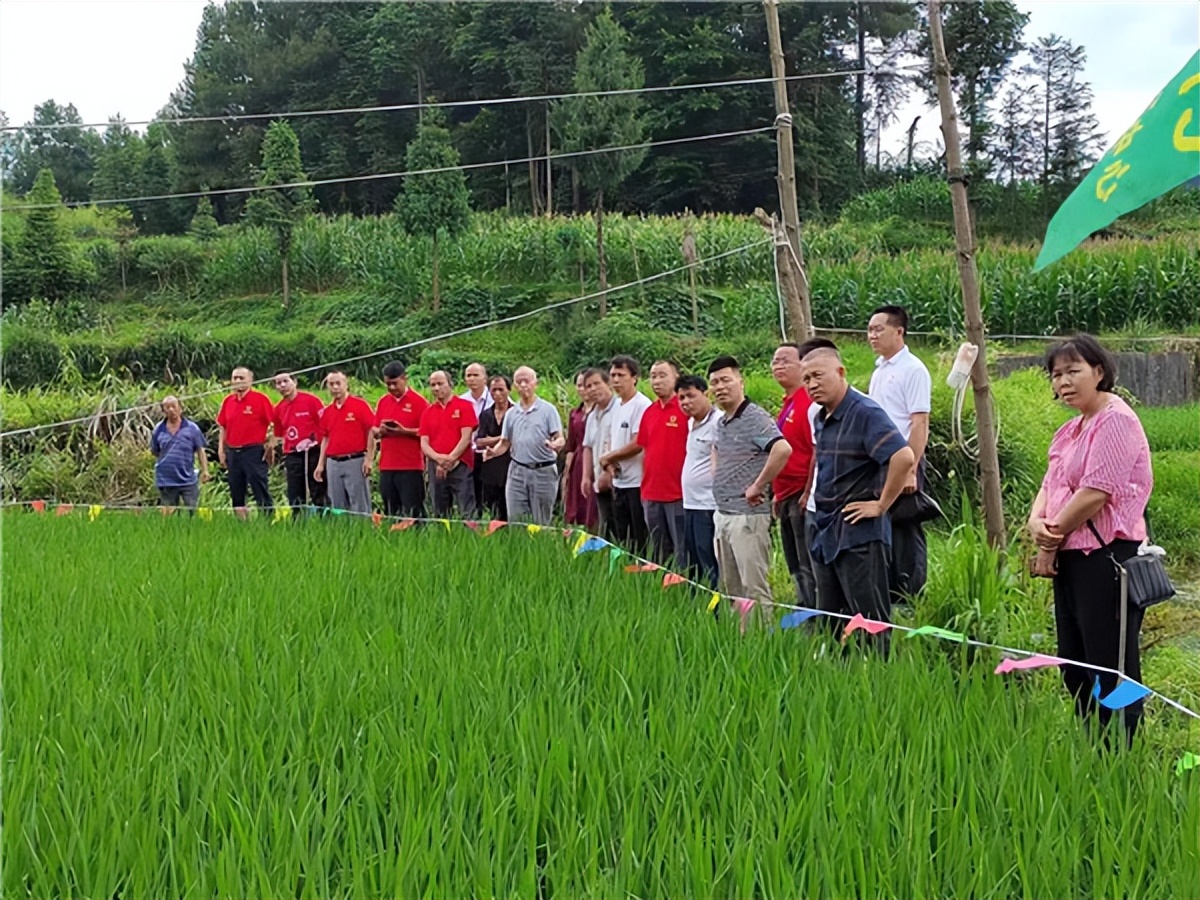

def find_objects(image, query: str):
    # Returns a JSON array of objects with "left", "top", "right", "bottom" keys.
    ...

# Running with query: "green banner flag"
[{"left": 1034, "top": 50, "right": 1200, "bottom": 271}]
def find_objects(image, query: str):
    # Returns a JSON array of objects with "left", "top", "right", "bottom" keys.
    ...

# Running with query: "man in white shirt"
[
  {"left": 598, "top": 355, "right": 652, "bottom": 551},
  {"left": 460, "top": 361, "right": 494, "bottom": 508},
  {"left": 676, "top": 374, "right": 721, "bottom": 588},
  {"left": 867, "top": 305, "right": 932, "bottom": 603},
  {"left": 579, "top": 367, "right": 617, "bottom": 540}
]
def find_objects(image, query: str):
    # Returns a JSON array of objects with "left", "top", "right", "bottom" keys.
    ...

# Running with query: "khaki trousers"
[{"left": 714, "top": 511, "right": 773, "bottom": 625}]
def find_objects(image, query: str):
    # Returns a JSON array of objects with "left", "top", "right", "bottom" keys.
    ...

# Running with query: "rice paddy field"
[{"left": 4, "top": 511, "right": 1199, "bottom": 899}]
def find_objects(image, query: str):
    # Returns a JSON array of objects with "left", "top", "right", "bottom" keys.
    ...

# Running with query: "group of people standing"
[{"left": 148, "top": 317, "right": 1156, "bottom": 741}]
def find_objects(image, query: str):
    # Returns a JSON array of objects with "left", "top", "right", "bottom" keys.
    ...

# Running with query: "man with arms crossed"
[
  {"left": 314, "top": 371, "right": 375, "bottom": 515},
  {"left": 867, "top": 304, "right": 932, "bottom": 602},
  {"left": 374, "top": 361, "right": 429, "bottom": 517},
  {"left": 216, "top": 366, "right": 275, "bottom": 517},
  {"left": 708, "top": 356, "right": 792, "bottom": 622},
  {"left": 770, "top": 342, "right": 817, "bottom": 605},
  {"left": 483, "top": 366, "right": 565, "bottom": 525},
  {"left": 802, "top": 347, "right": 914, "bottom": 653}
]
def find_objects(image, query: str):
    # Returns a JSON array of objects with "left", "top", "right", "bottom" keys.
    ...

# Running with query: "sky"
[{"left": 1, "top": 0, "right": 1197, "bottom": 157}]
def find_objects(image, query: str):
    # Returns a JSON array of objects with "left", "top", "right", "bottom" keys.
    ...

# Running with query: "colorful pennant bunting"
[
  {"left": 159, "top": 506, "right": 174, "bottom": 517},
  {"left": 661, "top": 572, "right": 687, "bottom": 588},
  {"left": 1092, "top": 677, "right": 1153, "bottom": 711},
  {"left": 88, "top": 504, "right": 103, "bottom": 522},
  {"left": 624, "top": 563, "right": 661, "bottom": 573},
  {"left": 994, "top": 654, "right": 1064, "bottom": 675},
  {"left": 371, "top": 512, "right": 383, "bottom": 528},
  {"left": 707, "top": 593, "right": 722, "bottom": 613},
  {"left": 780, "top": 609, "right": 822, "bottom": 630},
  {"left": 526, "top": 524, "right": 542, "bottom": 535},
  {"left": 608, "top": 547, "right": 624, "bottom": 573},
  {"left": 55, "top": 504, "right": 73, "bottom": 516},
  {"left": 733, "top": 597, "right": 756, "bottom": 634},
  {"left": 576, "top": 536, "right": 608, "bottom": 556},
  {"left": 486, "top": 520, "right": 507, "bottom": 535},
  {"left": 1176, "top": 752, "right": 1200, "bottom": 777},
  {"left": 30, "top": 500, "right": 46, "bottom": 513},
  {"left": 197, "top": 507, "right": 213, "bottom": 522},
  {"left": 390, "top": 519, "right": 416, "bottom": 532},
  {"left": 273, "top": 506, "right": 293, "bottom": 523},
  {"left": 842, "top": 614, "right": 892, "bottom": 639},
  {"left": 464, "top": 520, "right": 480, "bottom": 531},
  {"left": 906, "top": 624, "right": 966, "bottom": 642}
]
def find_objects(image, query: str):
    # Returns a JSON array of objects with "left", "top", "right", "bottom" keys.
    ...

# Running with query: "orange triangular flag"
[
  {"left": 55, "top": 504, "right": 74, "bottom": 516},
  {"left": 661, "top": 572, "right": 687, "bottom": 588},
  {"left": 371, "top": 512, "right": 383, "bottom": 528},
  {"left": 390, "top": 518, "right": 416, "bottom": 532},
  {"left": 30, "top": 500, "right": 46, "bottom": 513},
  {"left": 624, "top": 563, "right": 661, "bottom": 573}
]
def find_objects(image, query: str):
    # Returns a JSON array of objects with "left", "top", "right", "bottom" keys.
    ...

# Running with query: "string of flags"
[{"left": 9, "top": 499, "right": 1199, "bottom": 774}]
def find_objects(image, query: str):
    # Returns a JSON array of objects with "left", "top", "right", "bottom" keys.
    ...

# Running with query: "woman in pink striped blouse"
[{"left": 1027, "top": 334, "right": 1152, "bottom": 744}]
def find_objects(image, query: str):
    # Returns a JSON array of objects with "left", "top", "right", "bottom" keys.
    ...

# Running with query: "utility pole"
[
  {"left": 763, "top": 0, "right": 813, "bottom": 340},
  {"left": 928, "top": 0, "right": 1007, "bottom": 549}
]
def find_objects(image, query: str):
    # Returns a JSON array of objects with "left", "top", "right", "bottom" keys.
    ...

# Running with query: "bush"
[{"left": 132, "top": 237, "right": 209, "bottom": 293}]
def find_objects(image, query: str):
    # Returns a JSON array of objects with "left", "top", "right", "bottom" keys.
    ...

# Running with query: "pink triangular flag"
[
  {"left": 30, "top": 500, "right": 46, "bottom": 513},
  {"left": 486, "top": 520, "right": 507, "bottom": 535},
  {"left": 733, "top": 597, "right": 756, "bottom": 634},
  {"left": 843, "top": 613, "right": 892, "bottom": 638},
  {"left": 464, "top": 520, "right": 480, "bottom": 531},
  {"left": 371, "top": 512, "right": 383, "bottom": 528},
  {"left": 661, "top": 572, "right": 687, "bottom": 588},
  {"left": 55, "top": 503, "right": 74, "bottom": 516},
  {"left": 994, "top": 654, "right": 1064, "bottom": 675}
]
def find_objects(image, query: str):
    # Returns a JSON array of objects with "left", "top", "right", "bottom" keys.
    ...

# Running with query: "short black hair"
[
  {"left": 609, "top": 355, "right": 641, "bottom": 378},
  {"left": 582, "top": 367, "right": 610, "bottom": 384},
  {"left": 651, "top": 358, "right": 681, "bottom": 375},
  {"left": 872, "top": 304, "right": 909, "bottom": 333},
  {"left": 1044, "top": 333, "right": 1117, "bottom": 393},
  {"left": 382, "top": 361, "right": 407, "bottom": 379},
  {"left": 489, "top": 374, "right": 512, "bottom": 390},
  {"left": 675, "top": 374, "right": 708, "bottom": 393},
  {"left": 706, "top": 355, "right": 740, "bottom": 376},
  {"left": 796, "top": 337, "right": 838, "bottom": 358}
]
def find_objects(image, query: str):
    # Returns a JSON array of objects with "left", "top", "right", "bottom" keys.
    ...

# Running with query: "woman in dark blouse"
[
  {"left": 563, "top": 369, "right": 599, "bottom": 528},
  {"left": 474, "top": 375, "right": 512, "bottom": 520}
]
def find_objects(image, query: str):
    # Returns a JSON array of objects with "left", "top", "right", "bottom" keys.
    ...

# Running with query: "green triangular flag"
[
  {"left": 609, "top": 546, "right": 624, "bottom": 574},
  {"left": 906, "top": 624, "right": 967, "bottom": 642},
  {"left": 1035, "top": 50, "right": 1200, "bottom": 271},
  {"left": 1176, "top": 752, "right": 1200, "bottom": 777}
]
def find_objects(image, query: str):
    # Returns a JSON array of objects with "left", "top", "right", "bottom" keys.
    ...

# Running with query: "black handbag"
[
  {"left": 889, "top": 489, "right": 944, "bottom": 525},
  {"left": 1087, "top": 520, "right": 1176, "bottom": 610}
]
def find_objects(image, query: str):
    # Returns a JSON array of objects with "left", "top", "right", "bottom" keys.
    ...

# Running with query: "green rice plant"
[{"left": 3, "top": 513, "right": 1197, "bottom": 898}]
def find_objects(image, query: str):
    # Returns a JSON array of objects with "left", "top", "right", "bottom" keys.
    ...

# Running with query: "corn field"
[{"left": 4, "top": 512, "right": 1198, "bottom": 898}]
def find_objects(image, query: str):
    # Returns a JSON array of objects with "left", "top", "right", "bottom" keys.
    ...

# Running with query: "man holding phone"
[{"left": 374, "top": 361, "right": 429, "bottom": 517}]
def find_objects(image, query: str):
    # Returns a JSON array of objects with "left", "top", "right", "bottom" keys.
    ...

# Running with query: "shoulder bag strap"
[{"left": 1085, "top": 518, "right": 1106, "bottom": 550}]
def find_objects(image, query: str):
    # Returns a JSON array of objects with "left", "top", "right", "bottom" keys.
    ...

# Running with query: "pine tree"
[
  {"left": 394, "top": 106, "right": 471, "bottom": 312},
  {"left": 1027, "top": 35, "right": 1103, "bottom": 196},
  {"left": 553, "top": 9, "right": 647, "bottom": 315},
  {"left": 189, "top": 194, "right": 220, "bottom": 241},
  {"left": 9, "top": 168, "right": 87, "bottom": 302},
  {"left": 245, "top": 121, "right": 312, "bottom": 310}
]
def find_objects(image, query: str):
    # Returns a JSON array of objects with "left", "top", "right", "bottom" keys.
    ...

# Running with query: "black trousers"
[
  {"left": 778, "top": 493, "right": 816, "bottom": 606},
  {"left": 611, "top": 486, "right": 649, "bottom": 551},
  {"left": 379, "top": 470, "right": 425, "bottom": 518},
  {"left": 428, "top": 461, "right": 476, "bottom": 517},
  {"left": 226, "top": 445, "right": 272, "bottom": 510},
  {"left": 888, "top": 518, "right": 927, "bottom": 603},
  {"left": 283, "top": 450, "right": 327, "bottom": 514},
  {"left": 1054, "top": 540, "right": 1144, "bottom": 741},
  {"left": 595, "top": 490, "right": 616, "bottom": 542},
  {"left": 480, "top": 481, "right": 508, "bottom": 521},
  {"left": 808, "top": 524, "right": 892, "bottom": 655}
]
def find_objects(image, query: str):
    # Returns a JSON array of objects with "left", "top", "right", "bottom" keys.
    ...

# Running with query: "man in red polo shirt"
[
  {"left": 272, "top": 370, "right": 326, "bottom": 515},
  {"left": 637, "top": 359, "right": 689, "bottom": 566},
  {"left": 419, "top": 369, "right": 478, "bottom": 517},
  {"left": 314, "top": 370, "right": 376, "bottom": 514},
  {"left": 771, "top": 341, "right": 819, "bottom": 605},
  {"left": 373, "top": 360, "right": 429, "bottom": 517},
  {"left": 216, "top": 366, "right": 275, "bottom": 516}
]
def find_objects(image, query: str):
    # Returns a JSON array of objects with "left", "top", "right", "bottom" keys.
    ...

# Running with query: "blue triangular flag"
[
  {"left": 575, "top": 536, "right": 608, "bottom": 556},
  {"left": 1092, "top": 676, "right": 1152, "bottom": 710},
  {"left": 780, "top": 610, "right": 822, "bottom": 630}
]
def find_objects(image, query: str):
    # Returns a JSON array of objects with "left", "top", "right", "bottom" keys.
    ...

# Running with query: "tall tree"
[
  {"left": 245, "top": 121, "right": 312, "bottom": 311},
  {"left": 395, "top": 107, "right": 471, "bottom": 312},
  {"left": 6, "top": 101, "right": 102, "bottom": 202},
  {"left": 554, "top": 9, "right": 647, "bottom": 314},
  {"left": 918, "top": 0, "right": 1028, "bottom": 170},
  {"left": 92, "top": 117, "right": 147, "bottom": 225},
  {"left": 853, "top": 2, "right": 920, "bottom": 174},
  {"left": 1026, "top": 35, "right": 1103, "bottom": 194},
  {"left": 8, "top": 169, "right": 88, "bottom": 302},
  {"left": 139, "top": 122, "right": 191, "bottom": 235}
]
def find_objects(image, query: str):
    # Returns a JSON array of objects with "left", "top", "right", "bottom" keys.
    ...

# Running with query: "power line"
[
  {"left": 0, "top": 239, "right": 771, "bottom": 438},
  {"left": 6, "top": 125, "right": 775, "bottom": 210},
  {"left": 4, "top": 69, "right": 875, "bottom": 133}
]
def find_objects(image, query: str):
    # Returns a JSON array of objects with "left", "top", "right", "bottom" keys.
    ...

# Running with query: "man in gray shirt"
[
  {"left": 707, "top": 355, "right": 793, "bottom": 622},
  {"left": 483, "top": 365, "right": 565, "bottom": 525},
  {"left": 579, "top": 368, "right": 617, "bottom": 540}
]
